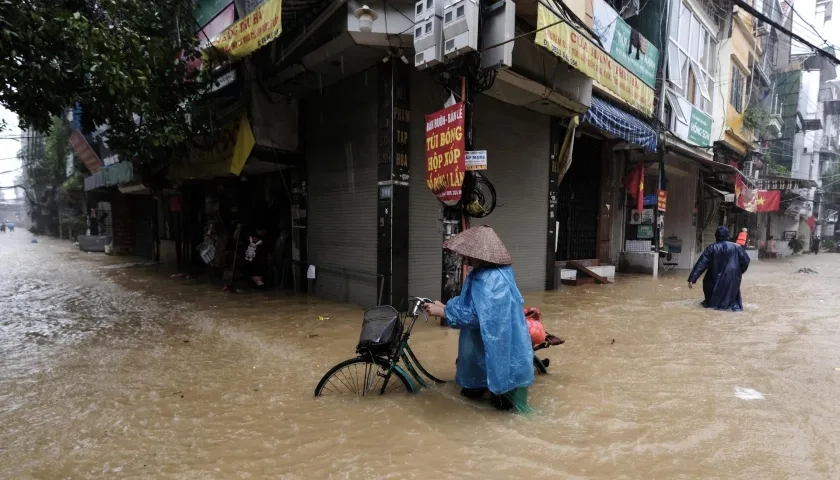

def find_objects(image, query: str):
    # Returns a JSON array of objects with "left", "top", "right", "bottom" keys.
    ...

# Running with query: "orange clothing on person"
[{"left": 735, "top": 231, "right": 748, "bottom": 246}]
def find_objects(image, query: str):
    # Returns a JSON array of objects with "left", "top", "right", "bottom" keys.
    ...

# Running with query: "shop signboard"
[
  {"left": 194, "top": 0, "right": 233, "bottom": 28},
  {"left": 208, "top": 0, "right": 283, "bottom": 60},
  {"left": 657, "top": 189, "right": 668, "bottom": 212},
  {"left": 687, "top": 107, "right": 713, "bottom": 146},
  {"left": 199, "top": 4, "right": 236, "bottom": 47},
  {"left": 591, "top": 0, "right": 659, "bottom": 88},
  {"left": 637, "top": 224, "right": 654, "bottom": 239},
  {"left": 465, "top": 150, "right": 487, "bottom": 171},
  {"left": 425, "top": 103, "right": 466, "bottom": 206},
  {"left": 185, "top": 3, "right": 235, "bottom": 73},
  {"left": 535, "top": 4, "right": 655, "bottom": 116},
  {"left": 669, "top": 93, "right": 714, "bottom": 146}
]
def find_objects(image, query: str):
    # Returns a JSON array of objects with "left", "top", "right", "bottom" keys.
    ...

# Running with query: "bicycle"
[
  {"left": 313, "top": 297, "right": 557, "bottom": 397},
  {"left": 314, "top": 297, "right": 446, "bottom": 396}
]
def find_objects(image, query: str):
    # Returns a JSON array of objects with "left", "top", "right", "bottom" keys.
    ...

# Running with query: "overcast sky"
[{"left": 0, "top": 106, "right": 22, "bottom": 201}]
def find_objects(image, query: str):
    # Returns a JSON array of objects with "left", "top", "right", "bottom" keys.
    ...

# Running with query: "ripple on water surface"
[{"left": 2, "top": 234, "right": 840, "bottom": 479}]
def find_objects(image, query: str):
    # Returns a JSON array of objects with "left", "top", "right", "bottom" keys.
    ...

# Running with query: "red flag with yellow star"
[
  {"left": 623, "top": 161, "right": 644, "bottom": 213},
  {"left": 755, "top": 190, "right": 780, "bottom": 212}
]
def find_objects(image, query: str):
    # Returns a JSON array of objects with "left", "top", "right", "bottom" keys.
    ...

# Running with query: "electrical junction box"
[
  {"left": 442, "top": 0, "right": 479, "bottom": 58},
  {"left": 415, "top": 0, "right": 443, "bottom": 22},
  {"left": 479, "top": 0, "right": 515, "bottom": 70},
  {"left": 414, "top": 0, "right": 444, "bottom": 69}
]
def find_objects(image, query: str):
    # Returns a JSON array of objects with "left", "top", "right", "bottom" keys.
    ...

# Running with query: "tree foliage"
[
  {"left": 19, "top": 117, "right": 82, "bottom": 235},
  {"left": 0, "top": 0, "right": 212, "bottom": 170}
]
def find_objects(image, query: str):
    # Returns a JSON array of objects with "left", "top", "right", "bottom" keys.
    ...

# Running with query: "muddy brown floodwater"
[{"left": 3, "top": 233, "right": 840, "bottom": 479}]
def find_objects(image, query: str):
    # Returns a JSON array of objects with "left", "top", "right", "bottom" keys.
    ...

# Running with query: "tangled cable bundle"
[{"left": 461, "top": 171, "right": 497, "bottom": 218}]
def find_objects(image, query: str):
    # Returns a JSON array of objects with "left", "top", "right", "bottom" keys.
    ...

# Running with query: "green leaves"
[{"left": 0, "top": 0, "right": 212, "bottom": 168}]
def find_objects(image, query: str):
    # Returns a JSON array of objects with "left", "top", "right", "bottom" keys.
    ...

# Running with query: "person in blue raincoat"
[
  {"left": 688, "top": 226, "right": 751, "bottom": 311},
  {"left": 424, "top": 225, "right": 534, "bottom": 411}
]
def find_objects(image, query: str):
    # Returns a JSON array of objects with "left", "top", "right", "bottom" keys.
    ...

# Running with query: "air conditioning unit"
[
  {"left": 442, "top": 0, "right": 479, "bottom": 58},
  {"left": 414, "top": 0, "right": 444, "bottom": 69},
  {"left": 755, "top": 24, "right": 770, "bottom": 37},
  {"left": 744, "top": 160, "right": 755, "bottom": 177}
]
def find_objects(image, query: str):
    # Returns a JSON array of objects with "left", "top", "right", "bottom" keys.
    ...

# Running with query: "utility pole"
[{"left": 651, "top": 0, "right": 675, "bottom": 279}]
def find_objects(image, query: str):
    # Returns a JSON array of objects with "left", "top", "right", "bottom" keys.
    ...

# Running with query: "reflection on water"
[{"left": 2, "top": 233, "right": 840, "bottom": 479}]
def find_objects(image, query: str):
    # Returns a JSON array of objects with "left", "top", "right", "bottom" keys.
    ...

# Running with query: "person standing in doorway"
[
  {"left": 243, "top": 225, "right": 268, "bottom": 289},
  {"left": 88, "top": 209, "right": 99, "bottom": 236},
  {"left": 274, "top": 220, "right": 292, "bottom": 290},
  {"left": 735, "top": 227, "right": 748, "bottom": 246},
  {"left": 688, "top": 226, "right": 751, "bottom": 311}
]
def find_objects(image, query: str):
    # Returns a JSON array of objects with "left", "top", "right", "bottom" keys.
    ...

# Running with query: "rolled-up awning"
[
  {"left": 706, "top": 184, "right": 735, "bottom": 203},
  {"left": 582, "top": 96, "right": 658, "bottom": 152}
]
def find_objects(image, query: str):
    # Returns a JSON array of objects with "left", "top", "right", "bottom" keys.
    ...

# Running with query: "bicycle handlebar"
[
  {"left": 408, "top": 297, "right": 435, "bottom": 321},
  {"left": 410, "top": 296, "right": 434, "bottom": 306}
]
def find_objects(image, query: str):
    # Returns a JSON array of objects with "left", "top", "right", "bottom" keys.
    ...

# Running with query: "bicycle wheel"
[{"left": 314, "top": 357, "right": 413, "bottom": 397}]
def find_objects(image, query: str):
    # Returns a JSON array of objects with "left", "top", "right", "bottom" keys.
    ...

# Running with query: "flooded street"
[{"left": 3, "top": 233, "right": 840, "bottom": 479}]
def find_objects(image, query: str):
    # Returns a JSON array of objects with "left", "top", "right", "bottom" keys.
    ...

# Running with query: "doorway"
[{"left": 556, "top": 134, "right": 602, "bottom": 261}]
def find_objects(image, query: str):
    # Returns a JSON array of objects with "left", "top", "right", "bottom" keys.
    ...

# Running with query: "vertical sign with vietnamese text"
[
  {"left": 425, "top": 103, "right": 466, "bottom": 206},
  {"left": 657, "top": 189, "right": 667, "bottom": 212}
]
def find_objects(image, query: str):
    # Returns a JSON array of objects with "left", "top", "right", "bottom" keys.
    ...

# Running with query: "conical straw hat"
[{"left": 443, "top": 225, "right": 512, "bottom": 265}]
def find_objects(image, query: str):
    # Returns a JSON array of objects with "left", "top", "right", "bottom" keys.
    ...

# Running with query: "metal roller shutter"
[
  {"left": 408, "top": 71, "right": 447, "bottom": 300},
  {"left": 304, "top": 69, "right": 378, "bottom": 306},
  {"left": 472, "top": 95, "right": 549, "bottom": 291}
]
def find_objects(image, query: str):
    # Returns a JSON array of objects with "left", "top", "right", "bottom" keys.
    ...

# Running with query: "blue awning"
[{"left": 582, "top": 96, "right": 658, "bottom": 152}]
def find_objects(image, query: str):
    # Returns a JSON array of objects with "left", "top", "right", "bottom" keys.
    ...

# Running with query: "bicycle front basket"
[{"left": 356, "top": 305, "right": 402, "bottom": 355}]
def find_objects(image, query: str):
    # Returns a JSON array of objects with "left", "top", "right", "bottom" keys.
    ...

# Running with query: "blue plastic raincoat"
[
  {"left": 444, "top": 265, "right": 535, "bottom": 395},
  {"left": 688, "top": 226, "right": 751, "bottom": 311}
]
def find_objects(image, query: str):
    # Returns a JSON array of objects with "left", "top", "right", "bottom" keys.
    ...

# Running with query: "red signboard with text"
[
  {"left": 657, "top": 189, "right": 667, "bottom": 212},
  {"left": 425, "top": 103, "right": 466, "bottom": 206}
]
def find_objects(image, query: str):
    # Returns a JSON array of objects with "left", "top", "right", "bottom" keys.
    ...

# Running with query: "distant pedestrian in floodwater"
[
  {"left": 736, "top": 227, "right": 748, "bottom": 246},
  {"left": 688, "top": 226, "right": 751, "bottom": 312}
]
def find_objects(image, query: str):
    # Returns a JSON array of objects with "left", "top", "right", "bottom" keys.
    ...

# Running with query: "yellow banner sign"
[
  {"left": 208, "top": 0, "right": 283, "bottom": 60},
  {"left": 170, "top": 117, "right": 255, "bottom": 180},
  {"left": 535, "top": 4, "right": 654, "bottom": 116}
]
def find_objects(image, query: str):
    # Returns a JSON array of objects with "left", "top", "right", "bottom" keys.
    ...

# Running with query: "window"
[
  {"left": 817, "top": 0, "right": 833, "bottom": 22},
  {"left": 668, "top": 0, "right": 717, "bottom": 113},
  {"left": 730, "top": 66, "right": 744, "bottom": 113},
  {"left": 767, "top": 32, "right": 778, "bottom": 65}
]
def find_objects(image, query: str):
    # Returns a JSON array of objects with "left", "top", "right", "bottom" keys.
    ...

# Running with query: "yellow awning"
[{"left": 169, "top": 116, "right": 255, "bottom": 181}]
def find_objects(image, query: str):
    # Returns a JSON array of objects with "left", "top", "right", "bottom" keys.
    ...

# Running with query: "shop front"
[{"left": 572, "top": 95, "right": 659, "bottom": 281}]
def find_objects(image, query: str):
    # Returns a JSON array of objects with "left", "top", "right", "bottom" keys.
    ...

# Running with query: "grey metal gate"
[{"left": 304, "top": 69, "right": 379, "bottom": 307}]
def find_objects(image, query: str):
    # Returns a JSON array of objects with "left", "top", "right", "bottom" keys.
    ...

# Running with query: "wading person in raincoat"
[
  {"left": 424, "top": 225, "right": 534, "bottom": 411},
  {"left": 688, "top": 226, "right": 751, "bottom": 311}
]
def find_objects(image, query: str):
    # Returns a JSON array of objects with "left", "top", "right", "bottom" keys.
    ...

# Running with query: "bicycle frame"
[{"left": 371, "top": 299, "right": 446, "bottom": 394}]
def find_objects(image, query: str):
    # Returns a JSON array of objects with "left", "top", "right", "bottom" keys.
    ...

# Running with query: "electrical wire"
[{"left": 461, "top": 171, "right": 497, "bottom": 218}]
